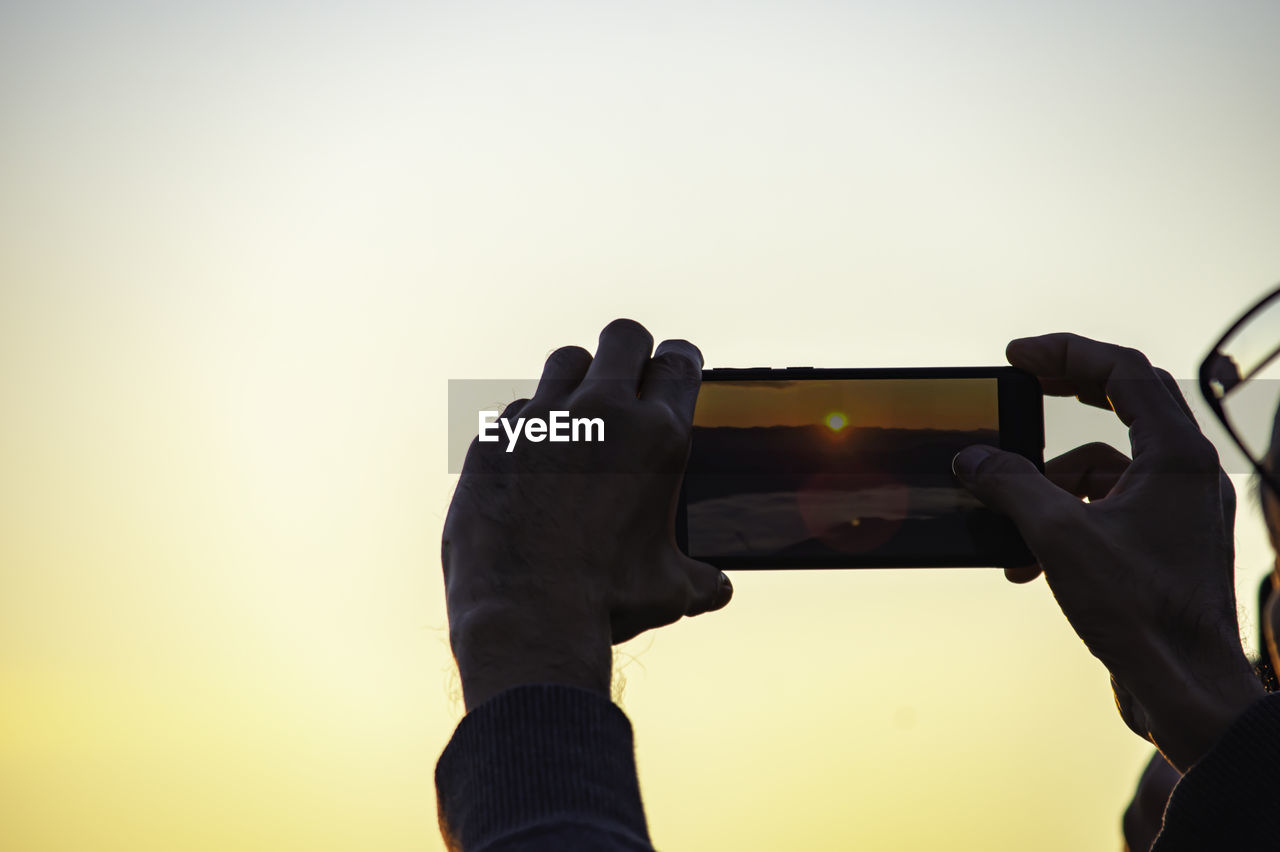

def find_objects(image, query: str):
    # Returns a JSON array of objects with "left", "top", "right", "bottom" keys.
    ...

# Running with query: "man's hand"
[
  {"left": 953, "top": 333, "right": 1265, "bottom": 772},
  {"left": 442, "top": 319, "right": 733, "bottom": 711}
]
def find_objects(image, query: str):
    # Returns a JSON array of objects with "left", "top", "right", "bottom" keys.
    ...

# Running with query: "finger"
[
  {"left": 609, "top": 559, "right": 733, "bottom": 644},
  {"left": 534, "top": 345, "right": 593, "bottom": 400},
  {"left": 1155, "top": 370, "right": 1236, "bottom": 528},
  {"left": 682, "top": 557, "right": 733, "bottom": 618},
  {"left": 1111, "top": 675, "right": 1154, "bottom": 744},
  {"left": 1040, "top": 372, "right": 1199, "bottom": 426},
  {"left": 581, "top": 318, "right": 654, "bottom": 397},
  {"left": 1155, "top": 370, "right": 1235, "bottom": 526},
  {"left": 1154, "top": 368, "right": 1198, "bottom": 426},
  {"left": 1045, "top": 442, "right": 1130, "bottom": 501},
  {"left": 1007, "top": 333, "right": 1197, "bottom": 456},
  {"left": 1004, "top": 563, "right": 1042, "bottom": 584},
  {"left": 1039, "top": 377, "right": 1111, "bottom": 410},
  {"left": 953, "top": 445, "right": 1082, "bottom": 550},
  {"left": 639, "top": 339, "right": 704, "bottom": 425}
]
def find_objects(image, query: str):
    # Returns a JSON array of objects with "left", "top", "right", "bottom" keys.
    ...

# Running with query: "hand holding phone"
[
  {"left": 950, "top": 333, "right": 1263, "bottom": 771},
  {"left": 445, "top": 320, "right": 733, "bottom": 709}
]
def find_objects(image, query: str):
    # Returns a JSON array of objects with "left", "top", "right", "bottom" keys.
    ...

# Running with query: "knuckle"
[
  {"left": 1079, "top": 440, "right": 1116, "bottom": 456},
  {"left": 1116, "top": 345, "right": 1153, "bottom": 369},
  {"left": 648, "top": 402, "right": 691, "bottom": 445},
  {"left": 1161, "top": 432, "right": 1221, "bottom": 474},
  {"left": 1185, "top": 437, "right": 1221, "bottom": 472},
  {"left": 1167, "top": 432, "right": 1223, "bottom": 470},
  {"left": 571, "top": 388, "right": 625, "bottom": 420},
  {"left": 974, "top": 450, "right": 1023, "bottom": 483},
  {"left": 1108, "top": 347, "right": 1157, "bottom": 386}
]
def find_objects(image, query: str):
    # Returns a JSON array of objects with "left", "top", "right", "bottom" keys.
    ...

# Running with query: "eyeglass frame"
[{"left": 1199, "top": 283, "right": 1280, "bottom": 501}]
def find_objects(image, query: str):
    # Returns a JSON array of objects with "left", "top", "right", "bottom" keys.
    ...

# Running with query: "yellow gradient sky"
[{"left": 3, "top": 1, "right": 1280, "bottom": 850}]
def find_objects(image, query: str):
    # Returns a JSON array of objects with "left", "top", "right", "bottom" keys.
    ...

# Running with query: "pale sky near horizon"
[{"left": 3, "top": 1, "right": 1280, "bottom": 849}]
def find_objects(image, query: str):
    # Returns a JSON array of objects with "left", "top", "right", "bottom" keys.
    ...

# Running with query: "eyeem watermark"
[{"left": 478, "top": 409, "right": 605, "bottom": 452}]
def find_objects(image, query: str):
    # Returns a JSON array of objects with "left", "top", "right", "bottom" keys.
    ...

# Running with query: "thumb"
[
  {"left": 681, "top": 556, "right": 734, "bottom": 617},
  {"left": 952, "top": 445, "right": 1079, "bottom": 546},
  {"left": 1111, "top": 674, "right": 1155, "bottom": 746}
]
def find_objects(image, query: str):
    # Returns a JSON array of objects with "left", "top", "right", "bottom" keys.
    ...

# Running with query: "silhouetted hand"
[
  {"left": 953, "top": 333, "right": 1265, "bottom": 772},
  {"left": 442, "top": 319, "right": 733, "bottom": 711}
]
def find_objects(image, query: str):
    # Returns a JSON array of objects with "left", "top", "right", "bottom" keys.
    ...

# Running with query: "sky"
[{"left": 3, "top": 1, "right": 1280, "bottom": 849}]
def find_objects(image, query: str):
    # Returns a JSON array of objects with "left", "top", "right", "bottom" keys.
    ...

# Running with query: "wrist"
[
  {"left": 1160, "top": 672, "right": 1266, "bottom": 771},
  {"left": 1135, "top": 638, "right": 1267, "bottom": 771},
  {"left": 449, "top": 600, "right": 613, "bottom": 711}
]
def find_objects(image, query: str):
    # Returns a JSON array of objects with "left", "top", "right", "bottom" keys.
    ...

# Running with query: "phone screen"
[{"left": 681, "top": 374, "right": 1034, "bottom": 567}]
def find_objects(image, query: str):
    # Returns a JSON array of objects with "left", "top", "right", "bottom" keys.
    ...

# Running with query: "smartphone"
[{"left": 675, "top": 367, "right": 1044, "bottom": 568}]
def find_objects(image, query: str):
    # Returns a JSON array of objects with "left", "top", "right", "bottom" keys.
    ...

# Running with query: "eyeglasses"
[{"left": 1200, "top": 283, "right": 1280, "bottom": 500}]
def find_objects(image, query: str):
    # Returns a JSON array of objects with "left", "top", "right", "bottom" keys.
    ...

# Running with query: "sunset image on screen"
[{"left": 686, "top": 378, "right": 1002, "bottom": 562}]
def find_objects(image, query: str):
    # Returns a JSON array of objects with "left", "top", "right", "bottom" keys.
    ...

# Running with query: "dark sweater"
[
  {"left": 436, "top": 685, "right": 652, "bottom": 851},
  {"left": 437, "top": 685, "right": 1280, "bottom": 850},
  {"left": 1151, "top": 691, "right": 1280, "bottom": 850}
]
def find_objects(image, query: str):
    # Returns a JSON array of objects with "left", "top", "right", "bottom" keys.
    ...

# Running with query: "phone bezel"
[{"left": 674, "top": 366, "right": 1045, "bottom": 569}]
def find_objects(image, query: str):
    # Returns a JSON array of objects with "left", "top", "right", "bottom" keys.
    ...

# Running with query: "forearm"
[{"left": 436, "top": 684, "right": 654, "bottom": 852}]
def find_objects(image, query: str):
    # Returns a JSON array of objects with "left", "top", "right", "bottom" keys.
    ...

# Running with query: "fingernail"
[
  {"left": 715, "top": 572, "right": 733, "bottom": 608},
  {"left": 953, "top": 445, "right": 996, "bottom": 480}
]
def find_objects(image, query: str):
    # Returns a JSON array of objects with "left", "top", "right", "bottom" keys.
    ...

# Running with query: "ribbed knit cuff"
[
  {"left": 1153, "top": 692, "right": 1280, "bottom": 850},
  {"left": 435, "top": 684, "right": 652, "bottom": 851}
]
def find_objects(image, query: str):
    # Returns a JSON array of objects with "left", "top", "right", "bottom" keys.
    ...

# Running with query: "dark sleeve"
[
  {"left": 435, "top": 684, "right": 655, "bottom": 852},
  {"left": 1151, "top": 692, "right": 1280, "bottom": 851}
]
